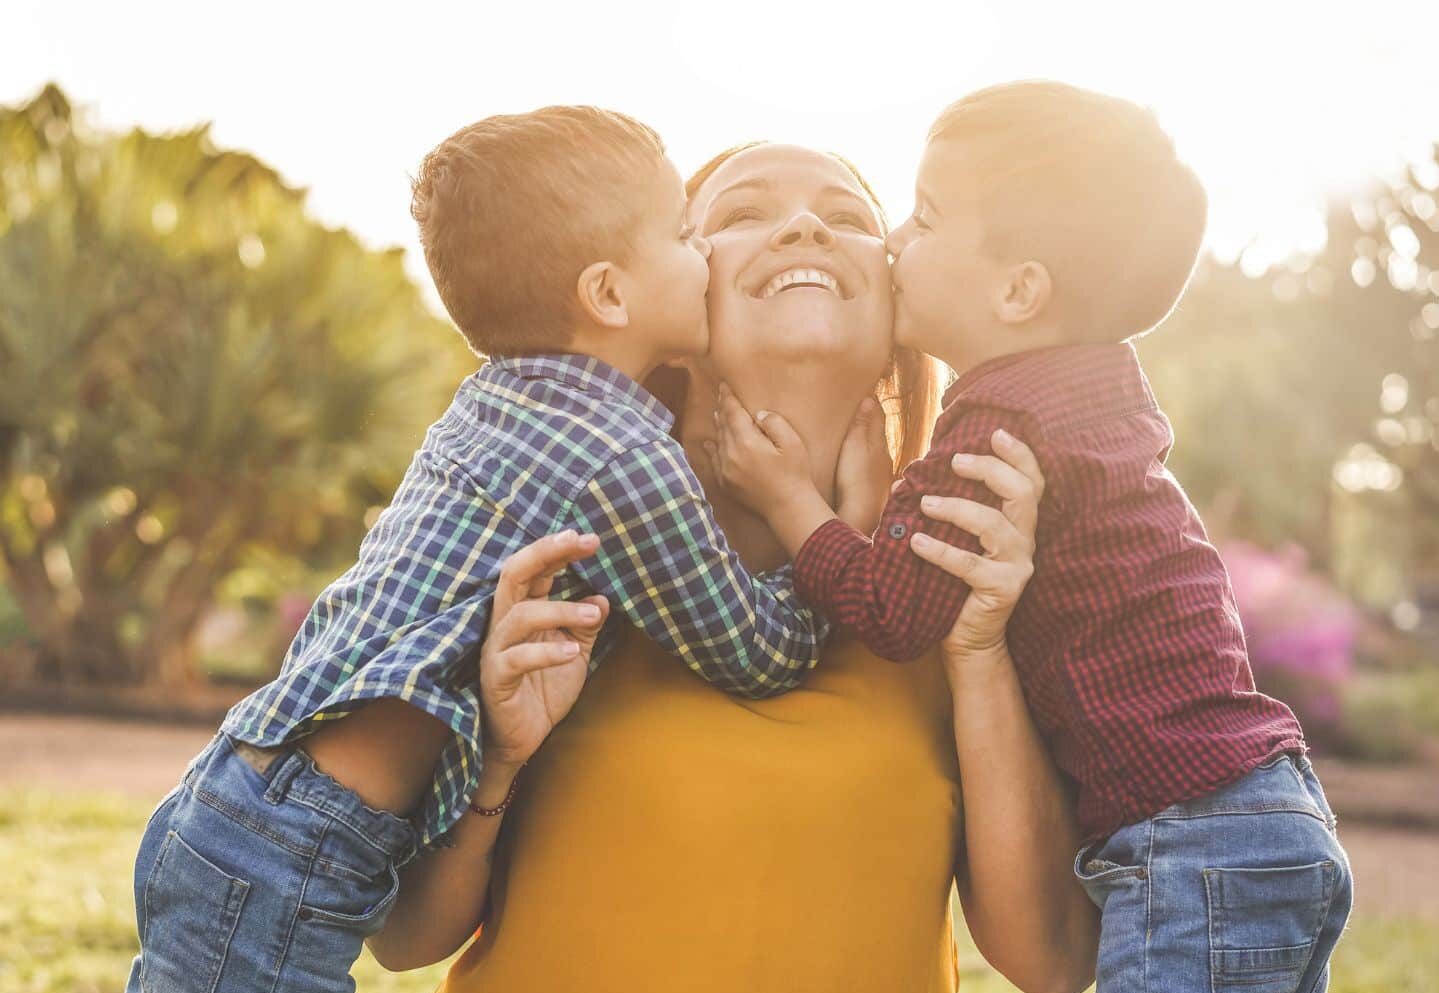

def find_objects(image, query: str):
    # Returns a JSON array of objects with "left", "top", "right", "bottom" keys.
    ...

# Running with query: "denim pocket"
[
  {"left": 297, "top": 858, "right": 400, "bottom": 930},
  {"left": 1075, "top": 830, "right": 1150, "bottom": 993},
  {"left": 1203, "top": 860, "right": 1336, "bottom": 992},
  {"left": 140, "top": 830, "right": 250, "bottom": 993}
]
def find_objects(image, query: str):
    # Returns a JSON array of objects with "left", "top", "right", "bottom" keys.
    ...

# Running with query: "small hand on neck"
[{"left": 678, "top": 355, "right": 879, "bottom": 572}]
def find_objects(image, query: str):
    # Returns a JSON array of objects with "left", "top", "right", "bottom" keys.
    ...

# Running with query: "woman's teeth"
[{"left": 759, "top": 267, "right": 840, "bottom": 299}]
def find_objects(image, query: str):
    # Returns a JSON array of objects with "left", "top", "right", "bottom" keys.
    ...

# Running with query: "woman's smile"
[{"left": 755, "top": 265, "right": 843, "bottom": 299}]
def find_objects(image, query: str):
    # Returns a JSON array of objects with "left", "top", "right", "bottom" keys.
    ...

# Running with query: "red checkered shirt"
[{"left": 795, "top": 342, "right": 1305, "bottom": 840}]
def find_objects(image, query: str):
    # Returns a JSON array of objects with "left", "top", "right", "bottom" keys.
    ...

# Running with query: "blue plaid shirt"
[{"left": 221, "top": 354, "right": 826, "bottom": 848}]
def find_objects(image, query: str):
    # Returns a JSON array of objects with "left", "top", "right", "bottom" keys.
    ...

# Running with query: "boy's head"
[
  {"left": 887, "top": 80, "right": 1208, "bottom": 372},
  {"left": 412, "top": 106, "right": 710, "bottom": 362}
]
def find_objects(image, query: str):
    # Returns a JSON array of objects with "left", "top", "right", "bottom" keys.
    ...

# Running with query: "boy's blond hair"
[
  {"left": 411, "top": 106, "right": 668, "bottom": 357},
  {"left": 929, "top": 80, "right": 1208, "bottom": 341}
]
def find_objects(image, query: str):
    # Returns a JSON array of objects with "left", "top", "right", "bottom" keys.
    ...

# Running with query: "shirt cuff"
[{"left": 793, "top": 517, "right": 871, "bottom": 608}]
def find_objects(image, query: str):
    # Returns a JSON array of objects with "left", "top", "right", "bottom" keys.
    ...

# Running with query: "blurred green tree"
[
  {"left": 0, "top": 84, "right": 475, "bottom": 687},
  {"left": 1141, "top": 144, "right": 1439, "bottom": 609}
]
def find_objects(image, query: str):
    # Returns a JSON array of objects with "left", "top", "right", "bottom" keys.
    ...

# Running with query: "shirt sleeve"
[
  {"left": 562, "top": 439, "right": 827, "bottom": 699},
  {"left": 792, "top": 404, "right": 1019, "bottom": 661}
]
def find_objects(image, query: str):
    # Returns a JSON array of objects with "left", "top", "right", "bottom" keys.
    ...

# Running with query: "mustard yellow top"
[{"left": 441, "top": 630, "right": 964, "bottom": 993}]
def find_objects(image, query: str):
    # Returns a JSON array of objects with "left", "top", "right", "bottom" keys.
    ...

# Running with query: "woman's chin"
[{"left": 711, "top": 293, "right": 890, "bottom": 365}]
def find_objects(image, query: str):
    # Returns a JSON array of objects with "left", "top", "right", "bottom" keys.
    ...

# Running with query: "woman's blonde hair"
[{"left": 657, "top": 141, "right": 943, "bottom": 476}]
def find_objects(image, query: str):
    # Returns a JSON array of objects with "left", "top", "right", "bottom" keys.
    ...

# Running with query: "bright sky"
[{"left": 8, "top": 0, "right": 1439, "bottom": 299}]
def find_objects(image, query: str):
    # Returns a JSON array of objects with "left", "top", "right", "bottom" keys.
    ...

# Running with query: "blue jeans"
[
  {"left": 125, "top": 731, "right": 418, "bottom": 993},
  {"left": 1075, "top": 754, "right": 1352, "bottom": 993}
]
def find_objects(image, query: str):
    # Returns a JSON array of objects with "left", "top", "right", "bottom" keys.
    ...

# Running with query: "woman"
[{"left": 369, "top": 143, "right": 1098, "bottom": 991}]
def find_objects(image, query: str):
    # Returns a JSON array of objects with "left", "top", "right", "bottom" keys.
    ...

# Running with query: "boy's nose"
[
  {"left": 771, "top": 212, "right": 834, "bottom": 249},
  {"left": 884, "top": 224, "right": 910, "bottom": 258}
]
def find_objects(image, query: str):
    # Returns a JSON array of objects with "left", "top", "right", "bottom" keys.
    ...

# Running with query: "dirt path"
[
  {"left": 4, "top": 713, "right": 1436, "bottom": 919},
  {"left": 0, "top": 713, "right": 214, "bottom": 799}
]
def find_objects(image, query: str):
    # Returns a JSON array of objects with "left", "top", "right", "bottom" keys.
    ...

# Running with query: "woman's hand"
[
  {"left": 480, "top": 530, "right": 611, "bottom": 777},
  {"left": 369, "top": 531, "right": 611, "bottom": 972},
  {"left": 909, "top": 429, "right": 1045, "bottom": 660},
  {"left": 912, "top": 431, "right": 1099, "bottom": 992}
]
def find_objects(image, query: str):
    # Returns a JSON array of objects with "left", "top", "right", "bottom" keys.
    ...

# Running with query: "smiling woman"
[{"left": 401, "top": 141, "right": 1099, "bottom": 993}]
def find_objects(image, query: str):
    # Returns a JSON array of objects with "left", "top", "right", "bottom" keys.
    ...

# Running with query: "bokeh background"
[{"left": 2, "top": 2, "right": 1437, "bottom": 990}]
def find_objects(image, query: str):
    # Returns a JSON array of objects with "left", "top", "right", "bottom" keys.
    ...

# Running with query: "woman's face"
[{"left": 687, "top": 145, "right": 893, "bottom": 383}]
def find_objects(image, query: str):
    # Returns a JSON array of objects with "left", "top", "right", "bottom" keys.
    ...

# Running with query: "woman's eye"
[
  {"left": 715, "top": 207, "right": 761, "bottom": 230},
  {"left": 829, "top": 212, "right": 871, "bottom": 231}
]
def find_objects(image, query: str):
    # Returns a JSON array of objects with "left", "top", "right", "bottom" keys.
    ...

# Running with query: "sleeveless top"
[{"left": 440, "top": 630, "right": 964, "bottom": 993}]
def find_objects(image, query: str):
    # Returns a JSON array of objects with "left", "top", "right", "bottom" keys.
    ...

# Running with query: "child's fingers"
[
  {"left": 753, "top": 409, "right": 802, "bottom": 451},
  {"left": 919, "top": 495, "right": 1031, "bottom": 560},
  {"left": 990, "top": 429, "right": 1046, "bottom": 500},
  {"left": 720, "top": 393, "right": 772, "bottom": 456}
]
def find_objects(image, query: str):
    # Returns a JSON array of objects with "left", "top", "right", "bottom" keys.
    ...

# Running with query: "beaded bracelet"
[{"left": 469, "top": 763, "right": 525, "bottom": 817}]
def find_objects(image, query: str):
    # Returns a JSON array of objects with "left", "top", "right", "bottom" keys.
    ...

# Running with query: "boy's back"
[
  {"left": 940, "top": 342, "right": 1304, "bottom": 839},
  {"left": 224, "top": 353, "right": 825, "bottom": 847},
  {"left": 221, "top": 357, "right": 657, "bottom": 843}
]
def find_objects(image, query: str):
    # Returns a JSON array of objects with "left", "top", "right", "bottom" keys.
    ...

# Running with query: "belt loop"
[{"left": 263, "top": 750, "right": 304, "bottom": 804}]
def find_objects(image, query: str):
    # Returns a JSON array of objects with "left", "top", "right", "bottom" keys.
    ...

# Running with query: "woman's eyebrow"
[
  {"left": 710, "top": 177, "right": 770, "bottom": 200},
  {"left": 819, "top": 184, "right": 868, "bottom": 204}
]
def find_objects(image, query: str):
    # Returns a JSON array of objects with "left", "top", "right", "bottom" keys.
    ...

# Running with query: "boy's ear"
[
  {"left": 576, "top": 261, "right": 629, "bottom": 329},
  {"left": 994, "top": 260, "right": 1052, "bottom": 325}
]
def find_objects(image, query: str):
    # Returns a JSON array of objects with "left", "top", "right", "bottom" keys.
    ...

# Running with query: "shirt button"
[{"left": 887, "top": 522, "right": 908, "bottom": 540}]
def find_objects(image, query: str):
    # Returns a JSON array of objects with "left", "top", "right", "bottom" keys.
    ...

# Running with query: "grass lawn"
[{"left": 1, "top": 789, "right": 1434, "bottom": 993}]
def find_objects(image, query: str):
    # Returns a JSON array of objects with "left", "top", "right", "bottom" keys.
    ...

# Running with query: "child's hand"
[
  {"left": 706, "top": 383, "right": 813, "bottom": 514},
  {"left": 834, "top": 396, "right": 892, "bottom": 535}
]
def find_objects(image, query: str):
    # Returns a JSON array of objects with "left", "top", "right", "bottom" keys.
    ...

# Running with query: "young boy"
[
  {"left": 714, "top": 81, "right": 1352, "bottom": 991},
  {"left": 126, "top": 107, "right": 828, "bottom": 992}
]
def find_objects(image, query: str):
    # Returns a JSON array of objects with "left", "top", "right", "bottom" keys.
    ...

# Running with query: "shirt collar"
[
  {"left": 943, "top": 342, "right": 1155, "bottom": 422},
  {"left": 484, "top": 352, "right": 675, "bottom": 431}
]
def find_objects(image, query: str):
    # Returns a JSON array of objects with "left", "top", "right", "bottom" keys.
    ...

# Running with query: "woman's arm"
[
  {"left": 367, "top": 531, "right": 610, "bottom": 971},
  {"left": 915, "top": 432, "right": 1098, "bottom": 993}
]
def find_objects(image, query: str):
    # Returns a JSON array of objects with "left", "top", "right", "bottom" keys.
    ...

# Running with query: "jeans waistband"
[
  {"left": 194, "top": 731, "right": 418, "bottom": 862},
  {"left": 1153, "top": 752, "right": 1327, "bottom": 823}
]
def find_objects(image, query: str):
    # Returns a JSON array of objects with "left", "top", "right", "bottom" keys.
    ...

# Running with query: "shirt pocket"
[
  {"left": 140, "top": 829, "right": 250, "bottom": 993},
  {"left": 1203, "top": 860, "right": 1338, "bottom": 993}
]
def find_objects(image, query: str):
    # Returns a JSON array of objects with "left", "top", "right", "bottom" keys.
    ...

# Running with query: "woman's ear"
[
  {"left": 995, "top": 261, "right": 1052, "bottom": 325},
  {"left": 576, "top": 261, "right": 629, "bottom": 329}
]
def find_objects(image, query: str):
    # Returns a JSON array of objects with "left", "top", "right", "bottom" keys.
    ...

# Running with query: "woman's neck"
[{"left": 679, "top": 357, "right": 877, "bottom": 573}]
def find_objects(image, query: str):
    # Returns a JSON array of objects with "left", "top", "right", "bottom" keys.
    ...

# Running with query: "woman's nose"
[{"left": 771, "top": 212, "right": 835, "bottom": 250}]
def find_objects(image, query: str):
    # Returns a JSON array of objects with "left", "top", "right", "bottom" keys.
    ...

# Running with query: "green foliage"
[
  {"left": 1144, "top": 146, "right": 1439, "bottom": 592},
  {"left": 0, "top": 84, "right": 476, "bottom": 686}
]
